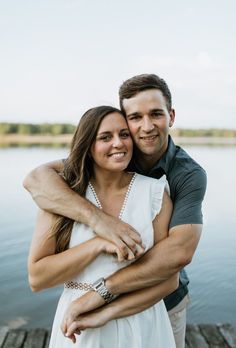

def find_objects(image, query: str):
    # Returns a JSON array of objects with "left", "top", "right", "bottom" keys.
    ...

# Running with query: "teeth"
[
  {"left": 110, "top": 152, "right": 125, "bottom": 158},
  {"left": 141, "top": 135, "right": 157, "bottom": 140}
]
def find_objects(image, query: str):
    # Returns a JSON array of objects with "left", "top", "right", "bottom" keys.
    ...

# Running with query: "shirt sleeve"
[
  {"left": 169, "top": 168, "right": 207, "bottom": 228},
  {"left": 151, "top": 175, "right": 170, "bottom": 220}
]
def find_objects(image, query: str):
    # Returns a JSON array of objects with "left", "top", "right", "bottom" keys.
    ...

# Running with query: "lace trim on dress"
[{"left": 88, "top": 173, "right": 137, "bottom": 220}]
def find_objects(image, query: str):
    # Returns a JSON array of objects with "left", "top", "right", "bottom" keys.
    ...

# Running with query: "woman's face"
[{"left": 91, "top": 112, "right": 133, "bottom": 173}]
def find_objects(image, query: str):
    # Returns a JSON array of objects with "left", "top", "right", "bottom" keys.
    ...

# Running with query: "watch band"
[{"left": 92, "top": 277, "right": 116, "bottom": 303}]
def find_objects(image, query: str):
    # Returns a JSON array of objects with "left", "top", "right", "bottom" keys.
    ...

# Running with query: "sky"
[{"left": 0, "top": 0, "right": 235, "bottom": 129}]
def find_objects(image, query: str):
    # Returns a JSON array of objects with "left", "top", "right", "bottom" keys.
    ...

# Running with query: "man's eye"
[
  {"left": 129, "top": 115, "right": 140, "bottom": 120},
  {"left": 151, "top": 112, "right": 162, "bottom": 117}
]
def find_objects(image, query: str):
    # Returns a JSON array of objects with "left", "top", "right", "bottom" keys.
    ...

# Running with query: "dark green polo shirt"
[{"left": 130, "top": 136, "right": 207, "bottom": 311}]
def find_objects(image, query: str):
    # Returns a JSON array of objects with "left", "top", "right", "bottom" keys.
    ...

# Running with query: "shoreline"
[{"left": 0, "top": 134, "right": 236, "bottom": 147}]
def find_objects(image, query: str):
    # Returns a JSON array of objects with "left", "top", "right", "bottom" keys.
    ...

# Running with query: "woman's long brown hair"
[{"left": 51, "top": 106, "right": 124, "bottom": 253}]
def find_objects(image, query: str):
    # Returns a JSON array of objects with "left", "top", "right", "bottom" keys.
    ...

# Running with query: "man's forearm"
[
  {"left": 106, "top": 224, "right": 201, "bottom": 295},
  {"left": 106, "top": 242, "right": 176, "bottom": 294},
  {"left": 23, "top": 163, "right": 99, "bottom": 225},
  {"left": 106, "top": 273, "right": 178, "bottom": 320}
]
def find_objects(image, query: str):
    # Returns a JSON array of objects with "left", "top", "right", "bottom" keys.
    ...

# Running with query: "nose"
[
  {"left": 141, "top": 116, "right": 155, "bottom": 133},
  {"left": 112, "top": 135, "right": 123, "bottom": 148}
]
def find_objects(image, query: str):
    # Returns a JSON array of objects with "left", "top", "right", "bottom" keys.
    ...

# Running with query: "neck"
[
  {"left": 134, "top": 144, "right": 168, "bottom": 173},
  {"left": 91, "top": 167, "right": 129, "bottom": 191}
]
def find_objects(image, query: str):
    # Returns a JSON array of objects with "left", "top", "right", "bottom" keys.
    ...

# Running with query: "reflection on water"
[{"left": 0, "top": 146, "right": 236, "bottom": 328}]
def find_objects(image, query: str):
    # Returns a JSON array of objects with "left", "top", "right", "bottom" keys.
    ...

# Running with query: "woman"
[{"left": 28, "top": 106, "right": 177, "bottom": 347}]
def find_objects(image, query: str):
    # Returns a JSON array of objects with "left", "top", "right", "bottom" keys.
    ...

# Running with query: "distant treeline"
[
  {"left": 171, "top": 128, "right": 236, "bottom": 137},
  {"left": 0, "top": 123, "right": 236, "bottom": 137},
  {"left": 0, "top": 123, "right": 75, "bottom": 135}
]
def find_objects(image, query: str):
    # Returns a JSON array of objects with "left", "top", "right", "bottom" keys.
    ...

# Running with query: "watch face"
[{"left": 93, "top": 277, "right": 104, "bottom": 289}]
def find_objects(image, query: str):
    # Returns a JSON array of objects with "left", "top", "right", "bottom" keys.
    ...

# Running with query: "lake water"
[{"left": 0, "top": 146, "right": 236, "bottom": 329}]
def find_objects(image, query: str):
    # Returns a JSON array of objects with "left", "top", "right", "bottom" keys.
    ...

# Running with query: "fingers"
[
  {"left": 114, "top": 238, "right": 130, "bottom": 260},
  {"left": 114, "top": 236, "right": 146, "bottom": 261},
  {"left": 67, "top": 333, "right": 76, "bottom": 344},
  {"left": 66, "top": 321, "right": 83, "bottom": 338},
  {"left": 121, "top": 234, "right": 142, "bottom": 257},
  {"left": 126, "top": 227, "right": 142, "bottom": 245},
  {"left": 134, "top": 243, "right": 145, "bottom": 258},
  {"left": 114, "top": 247, "right": 125, "bottom": 262}
]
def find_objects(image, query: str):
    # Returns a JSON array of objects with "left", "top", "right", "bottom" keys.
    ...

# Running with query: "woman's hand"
[
  {"left": 63, "top": 307, "right": 111, "bottom": 343},
  {"left": 61, "top": 290, "right": 105, "bottom": 340}
]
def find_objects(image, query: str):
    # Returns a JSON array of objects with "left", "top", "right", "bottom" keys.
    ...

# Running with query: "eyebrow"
[
  {"left": 149, "top": 108, "right": 164, "bottom": 113},
  {"left": 127, "top": 108, "right": 164, "bottom": 118},
  {"left": 97, "top": 128, "right": 129, "bottom": 135}
]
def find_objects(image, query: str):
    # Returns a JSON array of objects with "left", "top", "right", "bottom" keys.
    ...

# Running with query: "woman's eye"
[
  {"left": 120, "top": 132, "right": 130, "bottom": 138},
  {"left": 99, "top": 135, "right": 111, "bottom": 141}
]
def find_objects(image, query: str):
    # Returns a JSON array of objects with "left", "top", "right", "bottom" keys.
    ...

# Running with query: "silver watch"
[{"left": 92, "top": 278, "right": 116, "bottom": 303}]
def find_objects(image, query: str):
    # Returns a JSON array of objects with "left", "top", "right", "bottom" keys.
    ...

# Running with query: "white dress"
[{"left": 49, "top": 174, "right": 176, "bottom": 348}]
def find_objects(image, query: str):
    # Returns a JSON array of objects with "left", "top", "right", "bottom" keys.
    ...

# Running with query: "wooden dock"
[{"left": 1, "top": 324, "right": 236, "bottom": 347}]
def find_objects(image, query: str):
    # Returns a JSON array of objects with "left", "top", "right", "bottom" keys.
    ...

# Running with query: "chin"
[{"left": 110, "top": 163, "right": 130, "bottom": 172}]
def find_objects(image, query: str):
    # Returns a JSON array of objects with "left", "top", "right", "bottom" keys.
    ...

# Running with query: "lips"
[
  {"left": 140, "top": 135, "right": 158, "bottom": 140},
  {"left": 108, "top": 152, "right": 126, "bottom": 158}
]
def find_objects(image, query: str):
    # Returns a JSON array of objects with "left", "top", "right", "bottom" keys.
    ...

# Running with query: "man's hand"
[
  {"left": 61, "top": 290, "right": 105, "bottom": 341},
  {"left": 91, "top": 211, "right": 144, "bottom": 260},
  {"left": 95, "top": 236, "right": 144, "bottom": 262}
]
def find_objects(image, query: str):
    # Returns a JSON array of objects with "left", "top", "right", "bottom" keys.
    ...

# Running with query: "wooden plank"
[
  {"left": 186, "top": 324, "right": 209, "bottom": 348},
  {"left": 23, "top": 329, "right": 47, "bottom": 348},
  {"left": 218, "top": 324, "right": 236, "bottom": 348},
  {"left": 44, "top": 331, "right": 51, "bottom": 348},
  {"left": 0, "top": 327, "right": 9, "bottom": 347},
  {"left": 2, "top": 329, "right": 26, "bottom": 348},
  {"left": 185, "top": 340, "right": 190, "bottom": 348},
  {"left": 199, "top": 324, "right": 230, "bottom": 348}
]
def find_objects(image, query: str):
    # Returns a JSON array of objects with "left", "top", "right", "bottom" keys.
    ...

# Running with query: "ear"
[{"left": 169, "top": 109, "right": 175, "bottom": 128}]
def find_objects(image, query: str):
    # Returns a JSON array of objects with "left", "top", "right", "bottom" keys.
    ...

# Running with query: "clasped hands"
[{"left": 61, "top": 290, "right": 108, "bottom": 343}]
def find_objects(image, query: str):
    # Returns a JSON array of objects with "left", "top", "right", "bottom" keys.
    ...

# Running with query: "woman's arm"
[{"left": 28, "top": 209, "right": 124, "bottom": 292}]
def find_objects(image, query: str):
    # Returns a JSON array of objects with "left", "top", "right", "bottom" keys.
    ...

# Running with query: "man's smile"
[{"left": 139, "top": 135, "right": 158, "bottom": 141}]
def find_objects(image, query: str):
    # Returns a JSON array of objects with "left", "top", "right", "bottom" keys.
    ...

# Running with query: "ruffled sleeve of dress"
[{"left": 150, "top": 174, "right": 170, "bottom": 220}]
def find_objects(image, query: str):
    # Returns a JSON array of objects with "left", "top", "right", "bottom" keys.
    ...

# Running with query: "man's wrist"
[
  {"left": 92, "top": 278, "right": 117, "bottom": 303},
  {"left": 88, "top": 205, "right": 103, "bottom": 230},
  {"left": 105, "top": 277, "right": 119, "bottom": 296}
]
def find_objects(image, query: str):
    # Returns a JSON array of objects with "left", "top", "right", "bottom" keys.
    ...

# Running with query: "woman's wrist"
[{"left": 91, "top": 236, "right": 105, "bottom": 255}]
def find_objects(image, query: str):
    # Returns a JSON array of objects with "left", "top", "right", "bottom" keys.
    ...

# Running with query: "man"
[{"left": 24, "top": 74, "right": 207, "bottom": 347}]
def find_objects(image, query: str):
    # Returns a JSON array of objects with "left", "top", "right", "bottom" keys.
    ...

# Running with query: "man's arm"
[
  {"left": 106, "top": 223, "right": 202, "bottom": 295},
  {"left": 106, "top": 167, "right": 206, "bottom": 294},
  {"left": 62, "top": 273, "right": 179, "bottom": 339},
  {"left": 58, "top": 222, "right": 201, "bottom": 333},
  {"left": 23, "top": 160, "right": 143, "bottom": 258}
]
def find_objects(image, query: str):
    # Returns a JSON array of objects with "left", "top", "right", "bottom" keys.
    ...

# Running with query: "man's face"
[{"left": 123, "top": 89, "right": 175, "bottom": 163}]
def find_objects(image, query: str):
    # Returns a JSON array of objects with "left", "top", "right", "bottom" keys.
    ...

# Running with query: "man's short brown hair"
[{"left": 119, "top": 73, "right": 172, "bottom": 113}]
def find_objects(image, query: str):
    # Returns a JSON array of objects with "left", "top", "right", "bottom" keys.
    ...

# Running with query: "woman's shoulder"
[
  {"left": 129, "top": 173, "right": 170, "bottom": 220},
  {"left": 134, "top": 173, "right": 168, "bottom": 186}
]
